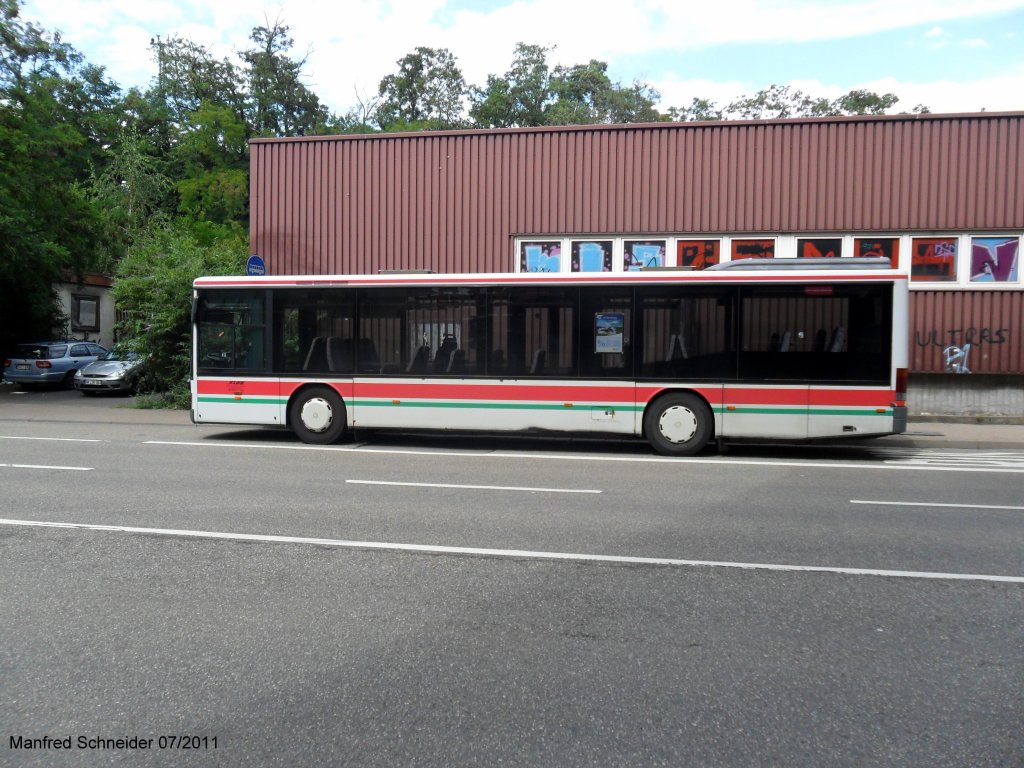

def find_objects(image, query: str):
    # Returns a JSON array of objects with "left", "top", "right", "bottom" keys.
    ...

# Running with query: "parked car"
[
  {"left": 3, "top": 341, "right": 108, "bottom": 389},
  {"left": 73, "top": 347, "right": 146, "bottom": 395}
]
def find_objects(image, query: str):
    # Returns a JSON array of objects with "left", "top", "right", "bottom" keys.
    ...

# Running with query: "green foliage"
[
  {"left": 113, "top": 223, "right": 246, "bottom": 402},
  {"left": 377, "top": 46, "right": 467, "bottom": 130}
]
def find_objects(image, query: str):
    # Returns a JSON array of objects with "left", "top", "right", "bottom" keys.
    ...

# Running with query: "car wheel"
[
  {"left": 288, "top": 386, "right": 347, "bottom": 444},
  {"left": 643, "top": 392, "right": 713, "bottom": 456},
  {"left": 61, "top": 370, "right": 76, "bottom": 389}
]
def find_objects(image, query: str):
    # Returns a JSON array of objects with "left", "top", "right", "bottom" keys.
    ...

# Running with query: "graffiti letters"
[{"left": 915, "top": 327, "right": 1010, "bottom": 349}]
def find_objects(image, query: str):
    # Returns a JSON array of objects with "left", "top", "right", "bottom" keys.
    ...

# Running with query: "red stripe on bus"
[{"left": 197, "top": 379, "right": 891, "bottom": 407}]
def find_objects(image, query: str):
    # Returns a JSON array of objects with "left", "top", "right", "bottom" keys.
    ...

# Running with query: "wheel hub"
[
  {"left": 659, "top": 405, "right": 698, "bottom": 443},
  {"left": 300, "top": 397, "right": 334, "bottom": 432}
]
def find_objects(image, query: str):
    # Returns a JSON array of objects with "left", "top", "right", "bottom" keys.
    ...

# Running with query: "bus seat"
[
  {"left": 780, "top": 331, "right": 792, "bottom": 352},
  {"left": 434, "top": 335, "right": 458, "bottom": 372},
  {"left": 447, "top": 349, "right": 465, "bottom": 374},
  {"left": 326, "top": 337, "right": 353, "bottom": 372},
  {"left": 407, "top": 345, "right": 430, "bottom": 374},
  {"left": 813, "top": 328, "right": 827, "bottom": 352},
  {"left": 829, "top": 326, "right": 846, "bottom": 352},
  {"left": 530, "top": 349, "right": 546, "bottom": 374},
  {"left": 356, "top": 338, "right": 379, "bottom": 372},
  {"left": 665, "top": 334, "right": 687, "bottom": 361},
  {"left": 303, "top": 336, "right": 328, "bottom": 371}
]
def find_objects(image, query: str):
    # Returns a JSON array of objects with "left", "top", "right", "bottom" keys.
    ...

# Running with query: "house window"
[
  {"left": 797, "top": 238, "right": 842, "bottom": 258},
  {"left": 623, "top": 240, "right": 666, "bottom": 271},
  {"left": 911, "top": 237, "right": 958, "bottom": 282},
  {"left": 519, "top": 241, "right": 562, "bottom": 273},
  {"left": 854, "top": 237, "right": 900, "bottom": 269},
  {"left": 677, "top": 240, "right": 720, "bottom": 269},
  {"left": 571, "top": 240, "right": 613, "bottom": 272},
  {"left": 731, "top": 239, "right": 775, "bottom": 260},
  {"left": 72, "top": 295, "right": 100, "bottom": 332},
  {"left": 970, "top": 236, "right": 1019, "bottom": 283}
]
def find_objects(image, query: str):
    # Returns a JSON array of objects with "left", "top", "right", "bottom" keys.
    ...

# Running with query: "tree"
[
  {"left": 470, "top": 43, "right": 551, "bottom": 128},
  {"left": 0, "top": 0, "right": 118, "bottom": 352},
  {"left": 242, "top": 18, "right": 329, "bottom": 136},
  {"left": 377, "top": 47, "right": 467, "bottom": 130},
  {"left": 546, "top": 59, "right": 661, "bottom": 125}
]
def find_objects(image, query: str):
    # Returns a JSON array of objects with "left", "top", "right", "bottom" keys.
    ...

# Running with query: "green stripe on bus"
[
  {"left": 350, "top": 400, "right": 645, "bottom": 411},
  {"left": 197, "top": 396, "right": 285, "bottom": 405},
  {"left": 712, "top": 407, "right": 890, "bottom": 416}
]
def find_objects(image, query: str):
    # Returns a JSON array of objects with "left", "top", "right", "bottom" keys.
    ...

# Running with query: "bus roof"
[{"left": 194, "top": 260, "right": 906, "bottom": 289}]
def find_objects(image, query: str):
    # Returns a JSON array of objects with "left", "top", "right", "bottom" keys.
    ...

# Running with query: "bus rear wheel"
[
  {"left": 644, "top": 393, "right": 713, "bottom": 456},
  {"left": 289, "top": 387, "right": 347, "bottom": 444}
]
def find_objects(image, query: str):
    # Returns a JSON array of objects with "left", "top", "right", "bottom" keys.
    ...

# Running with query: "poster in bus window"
[
  {"left": 911, "top": 237, "right": 957, "bottom": 281},
  {"left": 572, "top": 240, "right": 613, "bottom": 272},
  {"left": 970, "top": 236, "right": 1019, "bottom": 282},
  {"left": 595, "top": 313, "right": 624, "bottom": 353},
  {"left": 677, "top": 240, "right": 720, "bottom": 269},
  {"left": 520, "top": 242, "right": 561, "bottom": 273},
  {"left": 623, "top": 240, "right": 666, "bottom": 271},
  {"left": 731, "top": 239, "right": 775, "bottom": 260},
  {"left": 797, "top": 238, "right": 842, "bottom": 258},
  {"left": 854, "top": 237, "right": 900, "bottom": 268}
]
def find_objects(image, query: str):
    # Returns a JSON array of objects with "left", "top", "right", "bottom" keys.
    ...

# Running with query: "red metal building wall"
[
  {"left": 911, "top": 291, "right": 1023, "bottom": 373},
  {"left": 250, "top": 112, "right": 1024, "bottom": 276}
]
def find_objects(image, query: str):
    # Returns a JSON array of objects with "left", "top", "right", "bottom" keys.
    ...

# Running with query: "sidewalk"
[{"left": 869, "top": 421, "right": 1024, "bottom": 450}]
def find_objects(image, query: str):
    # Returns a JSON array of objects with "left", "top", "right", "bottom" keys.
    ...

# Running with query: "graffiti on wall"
[{"left": 916, "top": 325, "right": 1011, "bottom": 374}]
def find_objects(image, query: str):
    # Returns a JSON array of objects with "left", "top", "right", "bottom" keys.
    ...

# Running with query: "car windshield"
[
  {"left": 99, "top": 350, "right": 141, "bottom": 362},
  {"left": 16, "top": 344, "right": 65, "bottom": 360},
  {"left": 100, "top": 349, "right": 140, "bottom": 362}
]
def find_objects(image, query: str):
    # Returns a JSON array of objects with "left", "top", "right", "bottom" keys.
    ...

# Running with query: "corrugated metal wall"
[
  {"left": 911, "top": 291, "right": 1023, "bottom": 373},
  {"left": 250, "top": 112, "right": 1024, "bottom": 276}
]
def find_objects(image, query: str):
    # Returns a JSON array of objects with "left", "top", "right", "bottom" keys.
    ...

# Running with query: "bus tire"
[
  {"left": 643, "top": 392, "right": 713, "bottom": 457},
  {"left": 289, "top": 386, "right": 347, "bottom": 444}
]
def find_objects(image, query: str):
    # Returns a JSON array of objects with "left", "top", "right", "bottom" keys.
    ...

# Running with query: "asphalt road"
[{"left": 2, "top": 387, "right": 1022, "bottom": 767}]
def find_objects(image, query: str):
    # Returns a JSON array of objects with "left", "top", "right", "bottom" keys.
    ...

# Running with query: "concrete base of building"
[{"left": 908, "top": 373, "right": 1024, "bottom": 424}]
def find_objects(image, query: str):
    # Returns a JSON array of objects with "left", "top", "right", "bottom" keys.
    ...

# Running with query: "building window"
[
  {"left": 797, "top": 237, "right": 842, "bottom": 258},
  {"left": 970, "top": 236, "right": 1019, "bottom": 283},
  {"left": 677, "top": 240, "right": 720, "bottom": 269},
  {"left": 519, "top": 241, "right": 562, "bottom": 273},
  {"left": 623, "top": 240, "right": 666, "bottom": 271},
  {"left": 731, "top": 238, "right": 775, "bottom": 260},
  {"left": 571, "top": 240, "right": 613, "bottom": 272},
  {"left": 72, "top": 295, "right": 100, "bottom": 332},
  {"left": 911, "top": 237, "right": 958, "bottom": 282},
  {"left": 854, "top": 237, "right": 900, "bottom": 269}
]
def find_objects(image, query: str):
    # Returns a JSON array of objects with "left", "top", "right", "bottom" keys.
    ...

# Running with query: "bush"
[{"left": 113, "top": 223, "right": 246, "bottom": 405}]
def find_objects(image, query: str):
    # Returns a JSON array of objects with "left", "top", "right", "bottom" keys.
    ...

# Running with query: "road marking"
[
  {"left": 347, "top": 479, "right": 601, "bottom": 494},
  {"left": 0, "top": 435, "right": 104, "bottom": 442},
  {"left": 1, "top": 517, "right": 1021, "bottom": 584},
  {"left": 852, "top": 499, "right": 1024, "bottom": 511},
  {"left": 144, "top": 440, "right": 1024, "bottom": 474},
  {"left": 0, "top": 463, "right": 93, "bottom": 471}
]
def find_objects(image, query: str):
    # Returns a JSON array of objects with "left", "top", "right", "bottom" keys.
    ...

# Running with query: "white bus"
[{"left": 191, "top": 258, "right": 909, "bottom": 456}]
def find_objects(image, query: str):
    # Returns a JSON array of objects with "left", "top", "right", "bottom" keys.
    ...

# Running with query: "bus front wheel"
[
  {"left": 289, "top": 387, "right": 347, "bottom": 444},
  {"left": 643, "top": 393, "right": 713, "bottom": 456}
]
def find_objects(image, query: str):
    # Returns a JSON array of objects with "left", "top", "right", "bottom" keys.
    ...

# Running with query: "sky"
[{"left": 19, "top": 0, "right": 1024, "bottom": 117}]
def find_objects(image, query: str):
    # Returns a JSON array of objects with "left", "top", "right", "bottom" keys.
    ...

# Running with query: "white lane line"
[
  {"left": 144, "top": 440, "right": 1024, "bottom": 474},
  {"left": 1, "top": 517, "right": 1021, "bottom": 584},
  {"left": 347, "top": 479, "right": 601, "bottom": 494},
  {"left": 852, "top": 499, "right": 1024, "bottom": 511},
  {"left": 0, "top": 464, "right": 93, "bottom": 471},
  {"left": 0, "top": 436, "right": 104, "bottom": 443}
]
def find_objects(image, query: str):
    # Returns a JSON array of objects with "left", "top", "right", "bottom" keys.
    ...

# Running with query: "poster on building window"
[{"left": 595, "top": 313, "right": 624, "bottom": 353}]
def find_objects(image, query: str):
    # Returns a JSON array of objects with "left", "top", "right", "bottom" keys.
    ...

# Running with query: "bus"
[{"left": 191, "top": 258, "right": 908, "bottom": 456}]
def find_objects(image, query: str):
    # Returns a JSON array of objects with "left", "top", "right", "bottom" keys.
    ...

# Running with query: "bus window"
[
  {"left": 489, "top": 286, "right": 578, "bottom": 378},
  {"left": 272, "top": 289, "right": 355, "bottom": 373},
  {"left": 196, "top": 291, "right": 267, "bottom": 371},
  {"left": 580, "top": 286, "right": 633, "bottom": 378},
  {"left": 637, "top": 287, "right": 735, "bottom": 380},
  {"left": 738, "top": 285, "right": 891, "bottom": 382},
  {"left": 359, "top": 287, "right": 483, "bottom": 376}
]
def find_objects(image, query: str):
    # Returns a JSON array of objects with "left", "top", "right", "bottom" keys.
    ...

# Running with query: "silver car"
[{"left": 74, "top": 349, "right": 145, "bottom": 395}]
